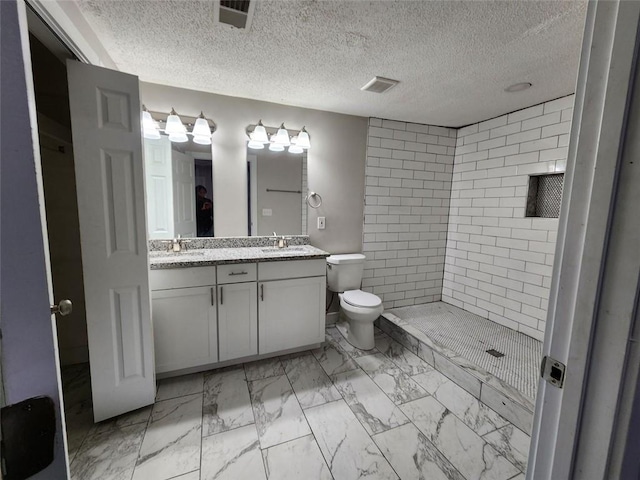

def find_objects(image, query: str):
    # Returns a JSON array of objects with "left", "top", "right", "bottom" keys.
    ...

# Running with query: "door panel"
[
  {"left": 259, "top": 277, "right": 325, "bottom": 355},
  {"left": 67, "top": 60, "right": 155, "bottom": 422},
  {"left": 173, "top": 150, "right": 196, "bottom": 238},
  {"left": 218, "top": 282, "right": 258, "bottom": 361}
]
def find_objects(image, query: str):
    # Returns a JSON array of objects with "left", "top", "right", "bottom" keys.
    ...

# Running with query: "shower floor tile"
[{"left": 387, "top": 302, "right": 542, "bottom": 400}]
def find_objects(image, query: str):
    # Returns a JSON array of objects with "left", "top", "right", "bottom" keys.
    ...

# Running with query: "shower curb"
[{"left": 376, "top": 312, "right": 535, "bottom": 434}]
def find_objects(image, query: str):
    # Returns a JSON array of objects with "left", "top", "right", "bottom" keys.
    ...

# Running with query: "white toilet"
[{"left": 326, "top": 254, "right": 383, "bottom": 350}]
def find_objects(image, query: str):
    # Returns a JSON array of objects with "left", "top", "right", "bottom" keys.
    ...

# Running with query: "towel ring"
[{"left": 306, "top": 192, "right": 323, "bottom": 209}]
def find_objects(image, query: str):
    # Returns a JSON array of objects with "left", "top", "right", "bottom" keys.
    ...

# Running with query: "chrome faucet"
[
  {"left": 162, "top": 234, "right": 191, "bottom": 252},
  {"left": 272, "top": 232, "right": 289, "bottom": 248}
]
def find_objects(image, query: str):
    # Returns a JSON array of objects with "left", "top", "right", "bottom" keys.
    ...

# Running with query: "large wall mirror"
[
  {"left": 144, "top": 136, "right": 214, "bottom": 239},
  {"left": 144, "top": 135, "right": 308, "bottom": 239},
  {"left": 247, "top": 148, "right": 307, "bottom": 236}
]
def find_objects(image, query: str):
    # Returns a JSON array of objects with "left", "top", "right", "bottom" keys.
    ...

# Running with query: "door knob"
[{"left": 50, "top": 299, "right": 72, "bottom": 316}]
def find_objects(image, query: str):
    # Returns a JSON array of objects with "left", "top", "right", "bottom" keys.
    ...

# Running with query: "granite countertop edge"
[{"left": 149, "top": 246, "right": 330, "bottom": 270}]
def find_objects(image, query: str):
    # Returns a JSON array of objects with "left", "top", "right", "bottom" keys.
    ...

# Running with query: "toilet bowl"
[{"left": 338, "top": 290, "right": 383, "bottom": 350}]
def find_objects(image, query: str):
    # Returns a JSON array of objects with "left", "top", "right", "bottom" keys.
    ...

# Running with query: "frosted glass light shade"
[
  {"left": 193, "top": 135, "right": 212, "bottom": 145},
  {"left": 274, "top": 125, "right": 290, "bottom": 146},
  {"left": 142, "top": 110, "right": 156, "bottom": 130},
  {"left": 165, "top": 110, "right": 186, "bottom": 134},
  {"left": 168, "top": 132, "right": 188, "bottom": 143},
  {"left": 248, "top": 139, "right": 265, "bottom": 149},
  {"left": 296, "top": 129, "right": 311, "bottom": 149},
  {"left": 269, "top": 143, "right": 285, "bottom": 152},
  {"left": 192, "top": 116, "right": 211, "bottom": 137},
  {"left": 288, "top": 144, "right": 303, "bottom": 154},
  {"left": 252, "top": 124, "right": 269, "bottom": 143},
  {"left": 143, "top": 128, "right": 161, "bottom": 140}
]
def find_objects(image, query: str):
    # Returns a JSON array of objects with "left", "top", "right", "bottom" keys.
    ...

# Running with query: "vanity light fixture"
[
  {"left": 141, "top": 105, "right": 161, "bottom": 140},
  {"left": 246, "top": 121, "right": 310, "bottom": 153},
  {"left": 142, "top": 108, "right": 216, "bottom": 144}
]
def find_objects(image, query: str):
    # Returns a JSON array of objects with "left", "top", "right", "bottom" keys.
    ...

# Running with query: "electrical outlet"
[{"left": 317, "top": 216, "right": 326, "bottom": 230}]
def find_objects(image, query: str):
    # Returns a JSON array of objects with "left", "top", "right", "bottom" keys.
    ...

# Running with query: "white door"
[
  {"left": 67, "top": 60, "right": 155, "bottom": 422},
  {"left": 144, "top": 136, "right": 174, "bottom": 239},
  {"left": 218, "top": 282, "right": 258, "bottom": 361},
  {"left": 1, "top": 1, "right": 67, "bottom": 477},
  {"left": 258, "top": 277, "right": 325, "bottom": 354},
  {"left": 173, "top": 150, "right": 196, "bottom": 237},
  {"left": 152, "top": 286, "right": 218, "bottom": 373}
]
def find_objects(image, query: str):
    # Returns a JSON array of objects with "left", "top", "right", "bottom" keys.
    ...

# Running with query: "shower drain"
[{"left": 486, "top": 349, "right": 505, "bottom": 358}]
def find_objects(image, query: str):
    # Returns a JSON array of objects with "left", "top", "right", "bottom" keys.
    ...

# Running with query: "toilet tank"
[{"left": 326, "top": 254, "right": 366, "bottom": 292}]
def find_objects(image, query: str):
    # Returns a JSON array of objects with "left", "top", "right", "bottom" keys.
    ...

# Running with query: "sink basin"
[{"left": 261, "top": 247, "right": 306, "bottom": 253}]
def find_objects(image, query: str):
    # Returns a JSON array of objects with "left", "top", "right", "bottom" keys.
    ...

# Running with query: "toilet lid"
[{"left": 342, "top": 290, "right": 382, "bottom": 308}]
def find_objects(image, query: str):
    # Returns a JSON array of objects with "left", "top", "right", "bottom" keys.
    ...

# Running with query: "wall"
[
  {"left": 443, "top": 95, "right": 574, "bottom": 341},
  {"left": 140, "top": 82, "right": 368, "bottom": 254},
  {"left": 361, "top": 118, "right": 456, "bottom": 308}
]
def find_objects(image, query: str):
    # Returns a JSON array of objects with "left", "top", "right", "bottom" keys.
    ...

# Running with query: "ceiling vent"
[
  {"left": 361, "top": 76, "right": 400, "bottom": 94},
  {"left": 215, "top": 0, "right": 255, "bottom": 30}
]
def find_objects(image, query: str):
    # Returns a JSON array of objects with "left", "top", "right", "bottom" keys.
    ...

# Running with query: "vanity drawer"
[
  {"left": 150, "top": 266, "right": 216, "bottom": 290},
  {"left": 258, "top": 259, "right": 326, "bottom": 281},
  {"left": 217, "top": 263, "right": 257, "bottom": 284}
]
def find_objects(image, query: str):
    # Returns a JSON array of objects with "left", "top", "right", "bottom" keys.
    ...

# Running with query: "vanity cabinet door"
[
  {"left": 217, "top": 282, "right": 258, "bottom": 361},
  {"left": 152, "top": 286, "right": 218, "bottom": 373},
  {"left": 258, "top": 276, "right": 326, "bottom": 355}
]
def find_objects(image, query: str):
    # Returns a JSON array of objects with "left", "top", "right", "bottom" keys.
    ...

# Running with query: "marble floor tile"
[
  {"left": 65, "top": 400, "right": 94, "bottom": 463},
  {"left": 372, "top": 423, "right": 465, "bottom": 480},
  {"left": 483, "top": 424, "right": 531, "bottom": 472},
  {"left": 132, "top": 393, "right": 202, "bottom": 480},
  {"left": 304, "top": 400, "right": 398, "bottom": 480},
  {"left": 281, "top": 353, "right": 341, "bottom": 409},
  {"left": 90, "top": 405, "right": 152, "bottom": 437},
  {"left": 355, "top": 353, "right": 428, "bottom": 405},
  {"left": 245, "top": 357, "right": 285, "bottom": 381},
  {"left": 331, "top": 369, "right": 409, "bottom": 435},
  {"left": 262, "top": 435, "right": 332, "bottom": 480},
  {"left": 401, "top": 396, "right": 520, "bottom": 480},
  {"left": 422, "top": 375, "right": 509, "bottom": 436},
  {"left": 311, "top": 337, "right": 360, "bottom": 376},
  {"left": 156, "top": 373, "right": 204, "bottom": 402},
  {"left": 70, "top": 422, "right": 147, "bottom": 480},
  {"left": 249, "top": 374, "right": 311, "bottom": 448},
  {"left": 330, "top": 323, "right": 378, "bottom": 358},
  {"left": 375, "top": 332, "right": 434, "bottom": 376},
  {"left": 203, "top": 366, "right": 254, "bottom": 436},
  {"left": 201, "top": 424, "right": 266, "bottom": 480},
  {"left": 412, "top": 369, "right": 451, "bottom": 395}
]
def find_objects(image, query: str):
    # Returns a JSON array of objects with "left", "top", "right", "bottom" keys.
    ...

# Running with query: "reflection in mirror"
[
  {"left": 247, "top": 148, "right": 307, "bottom": 236},
  {"left": 144, "top": 136, "right": 213, "bottom": 239}
]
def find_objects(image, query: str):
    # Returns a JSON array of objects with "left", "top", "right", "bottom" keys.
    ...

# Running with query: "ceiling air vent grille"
[
  {"left": 216, "top": 0, "right": 255, "bottom": 29},
  {"left": 361, "top": 76, "right": 400, "bottom": 94}
]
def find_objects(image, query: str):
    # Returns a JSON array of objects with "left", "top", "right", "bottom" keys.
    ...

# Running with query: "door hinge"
[{"left": 541, "top": 355, "right": 566, "bottom": 388}]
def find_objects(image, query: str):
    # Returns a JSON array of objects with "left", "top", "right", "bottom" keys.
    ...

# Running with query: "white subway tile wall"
[
  {"left": 362, "top": 118, "right": 457, "bottom": 309},
  {"left": 442, "top": 95, "right": 574, "bottom": 341}
]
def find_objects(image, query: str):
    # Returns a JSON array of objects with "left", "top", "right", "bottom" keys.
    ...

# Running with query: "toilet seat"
[{"left": 342, "top": 289, "right": 382, "bottom": 308}]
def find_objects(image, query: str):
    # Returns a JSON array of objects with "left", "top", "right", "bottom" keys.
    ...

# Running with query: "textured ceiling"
[{"left": 75, "top": 0, "right": 587, "bottom": 127}]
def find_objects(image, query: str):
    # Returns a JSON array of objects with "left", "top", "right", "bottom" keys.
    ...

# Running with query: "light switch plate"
[{"left": 317, "top": 216, "right": 326, "bottom": 229}]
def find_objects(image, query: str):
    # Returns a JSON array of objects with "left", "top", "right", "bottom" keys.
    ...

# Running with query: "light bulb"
[
  {"left": 296, "top": 128, "right": 311, "bottom": 149},
  {"left": 168, "top": 132, "right": 188, "bottom": 143},
  {"left": 192, "top": 114, "right": 211, "bottom": 137},
  {"left": 193, "top": 135, "right": 212, "bottom": 145},
  {"left": 165, "top": 109, "right": 186, "bottom": 134},
  {"left": 248, "top": 139, "right": 265, "bottom": 149},
  {"left": 288, "top": 144, "right": 303, "bottom": 154},
  {"left": 252, "top": 122, "right": 269, "bottom": 143}
]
